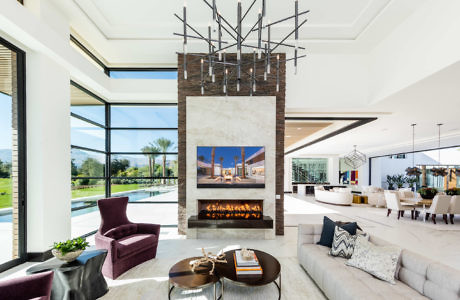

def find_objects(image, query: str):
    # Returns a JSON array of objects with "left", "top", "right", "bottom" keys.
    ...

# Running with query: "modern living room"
[{"left": 1, "top": 0, "right": 460, "bottom": 299}]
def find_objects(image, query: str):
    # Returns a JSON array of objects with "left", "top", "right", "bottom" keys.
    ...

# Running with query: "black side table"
[{"left": 26, "top": 249, "right": 108, "bottom": 300}]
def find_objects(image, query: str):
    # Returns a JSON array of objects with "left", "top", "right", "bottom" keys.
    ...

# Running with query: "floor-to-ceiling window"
[
  {"left": 109, "top": 104, "right": 178, "bottom": 227},
  {"left": 70, "top": 82, "right": 107, "bottom": 238},
  {"left": 292, "top": 158, "right": 328, "bottom": 183},
  {"left": 0, "top": 38, "right": 26, "bottom": 271}
]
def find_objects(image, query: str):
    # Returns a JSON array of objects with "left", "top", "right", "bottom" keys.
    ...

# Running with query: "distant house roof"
[{"left": 245, "top": 148, "right": 265, "bottom": 162}]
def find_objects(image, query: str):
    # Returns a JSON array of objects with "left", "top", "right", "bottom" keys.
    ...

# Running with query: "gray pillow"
[
  {"left": 346, "top": 235, "right": 401, "bottom": 284},
  {"left": 329, "top": 226, "right": 368, "bottom": 259}
]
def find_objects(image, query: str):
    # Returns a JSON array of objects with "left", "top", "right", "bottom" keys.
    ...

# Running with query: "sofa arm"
[
  {"left": 136, "top": 223, "right": 161, "bottom": 236},
  {"left": 297, "top": 224, "right": 323, "bottom": 256},
  {"left": 95, "top": 233, "right": 117, "bottom": 262}
]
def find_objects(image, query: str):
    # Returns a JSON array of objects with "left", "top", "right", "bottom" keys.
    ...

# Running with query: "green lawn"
[
  {"left": 0, "top": 178, "right": 12, "bottom": 209},
  {"left": 72, "top": 184, "right": 148, "bottom": 199}
]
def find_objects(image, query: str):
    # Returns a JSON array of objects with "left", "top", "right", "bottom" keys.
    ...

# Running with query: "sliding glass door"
[{"left": 0, "top": 37, "right": 26, "bottom": 271}]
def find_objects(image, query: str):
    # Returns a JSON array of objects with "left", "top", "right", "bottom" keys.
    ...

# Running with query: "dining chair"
[
  {"left": 448, "top": 195, "right": 460, "bottom": 224},
  {"left": 385, "top": 192, "right": 415, "bottom": 219},
  {"left": 423, "top": 195, "right": 451, "bottom": 224}
]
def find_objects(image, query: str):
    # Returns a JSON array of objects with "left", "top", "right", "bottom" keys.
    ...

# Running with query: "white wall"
[{"left": 26, "top": 52, "right": 71, "bottom": 252}]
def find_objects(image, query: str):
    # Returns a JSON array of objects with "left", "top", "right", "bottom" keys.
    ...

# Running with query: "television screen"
[{"left": 197, "top": 146, "right": 265, "bottom": 188}]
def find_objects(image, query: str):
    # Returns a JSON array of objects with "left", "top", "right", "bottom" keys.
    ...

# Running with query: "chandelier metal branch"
[
  {"left": 344, "top": 145, "right": 367, "bottom": 170},
  {"left": 174, "top": 0, "right": 309, "bottom": 95}
]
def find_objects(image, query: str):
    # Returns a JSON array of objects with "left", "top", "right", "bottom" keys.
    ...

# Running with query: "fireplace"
[
  {"left": 198, "top": 200, "right": 263, "bottom": 220},
  {"left": 188, "top": 199, "right": 272, "bottom": 229}
]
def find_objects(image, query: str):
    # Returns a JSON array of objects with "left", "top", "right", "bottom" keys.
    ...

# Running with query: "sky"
[
  {"left": 0, "top": 93, "right": 12, "bottom": 149},
  {"left": 197, "top": 146, "right": 264, "bottom": 168},
  {"left": 109, "top": 71, "right": 177, "bottom": 80}
]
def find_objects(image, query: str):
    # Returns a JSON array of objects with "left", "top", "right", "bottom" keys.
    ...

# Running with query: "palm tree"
[
  {"left": 233, "top": 155, "right": 239, "bottom": 176},
  {"left": 154, "top": 138, "right": 175, "bottom": 184},
  {"left": 219, "top": 156, "right": 224, "bottom": 177},
  {"left": 241, "top": 147, "right": 246, "bottom": 179},
  {"left": 197, "top": 155, "right": 205, "bottom": 162},
  {"left": 210, "top": 147, "right": 216, "bottom": 178},
  {"left": 141, "top": 145, "right": 160, "bottom": 177}
]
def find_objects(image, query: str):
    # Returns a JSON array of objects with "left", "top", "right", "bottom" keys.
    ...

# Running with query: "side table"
[{"left": 26, "top": 249, "right": 108, "bottom": 300}]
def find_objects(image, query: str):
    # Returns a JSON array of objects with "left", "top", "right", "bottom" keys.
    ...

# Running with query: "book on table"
[{"left": 234, "top": 251, "right": 263, "bottom": 276}]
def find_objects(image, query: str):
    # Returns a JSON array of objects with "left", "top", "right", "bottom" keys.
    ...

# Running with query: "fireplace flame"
[{"left": 200, "top": 201, "right": 262, "bottom": 220}]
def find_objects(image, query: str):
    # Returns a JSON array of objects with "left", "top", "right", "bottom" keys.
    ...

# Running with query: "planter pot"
[{"left": 52, "top": 249, "right": 84, "bottom": 263}]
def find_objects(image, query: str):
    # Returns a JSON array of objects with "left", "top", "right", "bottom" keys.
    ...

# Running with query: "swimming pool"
[{"left": 0, "top": 189, "right": 173, "bottom": 222}]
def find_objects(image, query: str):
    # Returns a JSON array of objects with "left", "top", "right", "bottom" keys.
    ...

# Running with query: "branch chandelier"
[{"left": 174, "top": 0, "right": 309, "bottom": 95}]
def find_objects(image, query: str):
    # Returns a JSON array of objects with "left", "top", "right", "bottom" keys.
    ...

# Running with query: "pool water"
[{"left": 0, "top": 190, "right": 170, "bottom": 222}]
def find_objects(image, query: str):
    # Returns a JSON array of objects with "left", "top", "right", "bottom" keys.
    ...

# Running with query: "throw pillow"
[
  {"left": 346, "top": 235, "right": 402, "bottom": 284},
  {"left": 329, "top": 226, "right": 369, "bottom": 259},
  {"left": 317, "top": 216, "right": 357, "bottom": 248}
]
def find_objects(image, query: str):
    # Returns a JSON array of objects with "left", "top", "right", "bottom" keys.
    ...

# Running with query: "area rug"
[{"left": 100, "top": 256, "right": 326, "bottom": 300}]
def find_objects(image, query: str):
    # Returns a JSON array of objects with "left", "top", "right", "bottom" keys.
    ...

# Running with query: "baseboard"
[{"left": 27, "top": 249, "right": 53, "bottom": 262}]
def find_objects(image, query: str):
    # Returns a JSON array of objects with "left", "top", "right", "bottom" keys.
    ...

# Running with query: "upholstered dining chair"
[
  {"left": 448, "top": 195, "right": 460, "bottom": 224},
  {"left": 0, "top": 271, "right": 53, "bottom": 300},
  {"left": 95, "top": 197, "right": 160, "bottom": 279},
  {"left": 423, "top": 195, "right": 451, "bottom": 224},
  {"left": 385, "top": 192, "right": 415, "bottom": 219}
]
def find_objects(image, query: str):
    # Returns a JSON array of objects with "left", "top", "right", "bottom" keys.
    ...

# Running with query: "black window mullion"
[
  {"left": 71, "top": 145, "right": 106, "bottom": 154},
  {"left": 105, "top": 103, "right": 111, "bottom": 197},
  {"left": 71, "top": 113, "right": 105, "bottom": 128}
]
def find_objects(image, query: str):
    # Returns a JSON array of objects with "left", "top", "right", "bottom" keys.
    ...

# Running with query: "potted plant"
[
  {"left": 386, "top": 175, "right": 395, "bottom": 190},
  {"left": 418, "top": 187, "right": 438, "bottom": 200},
  {"left": 52, "top": 237, "right": 89, "bottom": 263},
  {"left": 394, "top": 174, "right": 406, "bottom": 189},
  {"left": 406, "top": 176, "right": 418, "bottom": 191},
  {"left": 446, "top": 187, "right": 460, "bottom": 196}
]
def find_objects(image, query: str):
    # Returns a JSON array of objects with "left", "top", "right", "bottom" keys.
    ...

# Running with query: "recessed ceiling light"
[
  {"left": 286, "top": 135, "right": 292, "bottom": 138},
  {"left": 297, "top": 128, "right": 302, "bottom": 130}
]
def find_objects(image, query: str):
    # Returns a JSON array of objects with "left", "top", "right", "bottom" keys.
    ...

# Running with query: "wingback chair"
[
  {"left": 424, "top": 195, "right": 451, "bottom": 224},
  {"left": 95, "top": 197, "right": 160, "bottom": 279},
  {"left": 385, "top": 192, "right": 415, "bottom": 219},
  {"left": 448, "top": 195, "right": 460, "bottom": 224},
  {"left": 0, "top": 271, "right": 53, "bottom": 300}
]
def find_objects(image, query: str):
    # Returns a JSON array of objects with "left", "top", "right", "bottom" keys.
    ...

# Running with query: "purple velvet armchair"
[
  {"left": 95, "top": 197, "right": 160, "bottom": 279},
  {"left": 0, "top": 271, "right": 53, "bottom": 300}
]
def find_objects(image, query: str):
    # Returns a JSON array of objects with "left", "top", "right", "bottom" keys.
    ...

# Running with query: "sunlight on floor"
[{"left": 284, "top": 195, "right": 339, "bottom": 215}]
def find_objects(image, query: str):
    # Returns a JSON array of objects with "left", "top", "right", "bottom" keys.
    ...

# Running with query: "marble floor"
[{"left": 1, "top": 193, "right": 460, "bottom": 299}]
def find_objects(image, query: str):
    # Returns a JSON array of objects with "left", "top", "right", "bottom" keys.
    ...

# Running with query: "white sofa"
[
  {"left": 298, "top": 224, "right": 460, "bottom": 300},
  {"left": 362, "top": 186, "right": 385, "bottom": 207},
  {"left": 314, "top": 187, "right": 353, "bottom": 206}
]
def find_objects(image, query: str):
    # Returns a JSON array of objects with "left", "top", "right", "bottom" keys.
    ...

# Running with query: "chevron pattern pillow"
[{"left": 329, "top": 226, "right": 368, "bottom": 258}]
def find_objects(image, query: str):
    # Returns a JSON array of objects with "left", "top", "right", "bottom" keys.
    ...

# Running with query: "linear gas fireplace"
[
  {"left": 198, "top": 200, "right": 263, "bottom": 220},
  {"left": 188, "top": 199, "right": 273, "bottom": 229}
]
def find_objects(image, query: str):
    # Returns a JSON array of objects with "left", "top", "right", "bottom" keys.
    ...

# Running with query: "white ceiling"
[
  {"left": 286, "top": 61, "right": 460, "bottom": 158},
  {"left": 46, "top": 0, "right": 428, "bottom": 66},
  {"left": 72, "top": 0, "right": 389, "bottom": 40}
]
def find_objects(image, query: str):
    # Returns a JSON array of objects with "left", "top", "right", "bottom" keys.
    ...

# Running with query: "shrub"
[
  {"left": 418, "top": 187, "right": 438, "bottom": 199},
  {"left": 446, "top": 187, "right": 460, "bottom": 196}
]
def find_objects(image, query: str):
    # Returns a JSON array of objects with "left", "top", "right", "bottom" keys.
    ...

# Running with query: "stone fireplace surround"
[{"left": 186, "top": 96, "right": 276, "bottom": 239}]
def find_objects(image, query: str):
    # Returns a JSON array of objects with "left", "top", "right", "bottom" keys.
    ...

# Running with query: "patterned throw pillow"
[
  {"left": 346, "top": 235, "right": 402, "bottom": 284},
  {"left": 329, "top": 226, "right": 368, "bottom": 258}
]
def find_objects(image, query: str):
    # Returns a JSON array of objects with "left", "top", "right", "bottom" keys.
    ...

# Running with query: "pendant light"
[
  {"left": 405, "top": 124, "right": 421, "bottom": 176},
  {"left": 344, "top": 145, "right": 366, "bottom": 169},
  {"left": 431, "top": 123, "right": 447, "bottom": 177}
]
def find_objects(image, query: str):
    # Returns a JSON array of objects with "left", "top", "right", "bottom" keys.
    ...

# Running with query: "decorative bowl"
[{"left": 52, "top": 249, "right": 84, "bottom": 263}]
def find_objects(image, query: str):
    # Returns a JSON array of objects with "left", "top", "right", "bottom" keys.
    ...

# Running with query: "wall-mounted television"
[{"left": 197, "top": 146, "right": 265, "bottom": 188}]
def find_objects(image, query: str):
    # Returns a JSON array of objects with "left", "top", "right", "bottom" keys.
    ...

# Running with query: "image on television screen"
[{"left": 197, "top": 146, "right": 265, "bottom": 188}]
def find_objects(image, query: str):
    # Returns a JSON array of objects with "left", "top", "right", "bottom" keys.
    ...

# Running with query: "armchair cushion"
[
  {"left": 117, "top": 234, "right": 158, "bottom": 258},
  {"left": 104, "top": 224, "right": 138, "bottom": 240}
]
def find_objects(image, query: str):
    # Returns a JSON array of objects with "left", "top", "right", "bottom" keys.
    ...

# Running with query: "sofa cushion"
[
  {"left": 346, "top": 236, "right": 401, "bottom": 284},
  {"left": 317, "top": 216, "right": 357, "bottom": 248},
  {"left": 116, "top": 233, "right": 157, "bottom": 258},
  {"left": 104, "top": 224, "right": 138, "bottom": 240},
  {"left": 299, "top": 243, "right": 428, "bottom": 300},
  {"left": 424, "top": 262, "right": 460, "bottom": 300},
  {"left": 330, "top": 226, "right": 368, "bottom": 259}
]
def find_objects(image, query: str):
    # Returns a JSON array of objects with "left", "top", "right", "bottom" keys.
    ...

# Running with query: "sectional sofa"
[{"left": 298, "top": 224, "right": 460, "bottom": 300}]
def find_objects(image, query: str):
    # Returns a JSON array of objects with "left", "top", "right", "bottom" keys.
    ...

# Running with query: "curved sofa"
[
  {"left": 298, "top": 224, "right": 460, "bottom": 300},
  {"left": 314, "top": 188, "right": 353, "bottom": 206}
]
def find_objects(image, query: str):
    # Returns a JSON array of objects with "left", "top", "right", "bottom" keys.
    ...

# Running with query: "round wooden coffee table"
[
  {"left": 168, "top": 256, "right": 221, "bottom": 300},
  {"left": 215, "top": 249, "right": 281, "bottom": 299}
]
